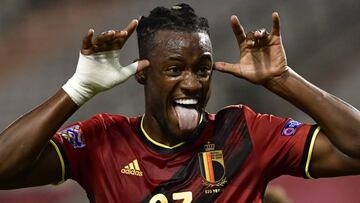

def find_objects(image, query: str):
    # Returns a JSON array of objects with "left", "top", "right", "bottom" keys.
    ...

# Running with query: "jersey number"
[{"left": 149, "top": 191, "right": 192, "bottom": 203}]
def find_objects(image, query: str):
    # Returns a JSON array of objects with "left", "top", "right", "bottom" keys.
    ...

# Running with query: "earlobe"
[{"left": 135, "top": 70, "right": 146, "bottom": 84}]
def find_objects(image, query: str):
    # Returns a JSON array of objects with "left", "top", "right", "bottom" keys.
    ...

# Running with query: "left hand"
[{"left": 214, "top": 12, "right": 288, "bottom": 85}]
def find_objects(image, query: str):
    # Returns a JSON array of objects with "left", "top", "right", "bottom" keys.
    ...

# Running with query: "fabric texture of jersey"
[{"left": 52, "top": 105, "right": 318, "bottom": 203}]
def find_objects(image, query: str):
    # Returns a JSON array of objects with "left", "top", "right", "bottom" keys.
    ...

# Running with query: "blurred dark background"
[{"left": 0, "top": 0, "right": 359, "bottom": 202}]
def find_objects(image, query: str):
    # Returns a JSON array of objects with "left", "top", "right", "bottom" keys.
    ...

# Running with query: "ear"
[
  {"left": 133, "top": 58, "right": 149, "bottom": 84},
  {"left": 135, "top": 70, "right": 146, "bottom": 84}
]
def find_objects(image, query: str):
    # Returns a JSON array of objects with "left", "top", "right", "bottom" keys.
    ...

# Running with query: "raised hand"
[
  {"left": 62, "top": 19, "right": 150, "bottom": 106},
  {"left": 214, "top": 12, "right": 288, "bottom": 85}
]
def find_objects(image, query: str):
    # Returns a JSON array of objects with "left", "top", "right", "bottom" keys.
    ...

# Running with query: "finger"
[
  {"left": 136, "top": 59, "right": 150, "bottom": 72},
  {"left": 246, "top": 31, "right": 254, "bottom": 38},
  {"left": 114, "top": 30, "right": 128, "bottom": 38},
  {"left": 230, "top": 15, "right": 246, "bottom": 45},
  {"left": 254, "top": 28, "right": 268, "bottom": 39},
  {"left": 214, "top": 61, "right": 240, "bottom": 74},
  {"left": 246, "top": 40, "right": 255, "bottom": 47},
  {"left": 112, "top": 30, "right": 129, "bottom": 49},
  {"left": 253, "top": 28, "right": 270, "bottom": 47},
  {"left": 81, "top": 29, "right": 94, "bottom": 54},
  {"left": 271, "top": 12, "right": 281, "bottom": 36},
  {"left": 245, "top": 31, "right": 256, "bottom": 47},
  {"left": 94, "top": 30, "right": 116, "bottom": 44},
  {"left": 120, "top": 59, "right": 150, "bottom": 79},
  {"left": 123, "top": 19, "right": 138, "bottom": 40}
]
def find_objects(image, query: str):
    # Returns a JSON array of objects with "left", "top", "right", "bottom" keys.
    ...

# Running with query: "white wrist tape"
[{"left": 62, "top": 50, "right": 138, "bottom": 106}]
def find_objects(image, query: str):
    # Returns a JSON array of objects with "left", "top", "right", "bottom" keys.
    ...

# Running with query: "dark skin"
[
  {"left": 214, "top": 13, "right": 360, "bottom": 177},
  {"left": 0, "top": 12, "right": 359, "bottom": 191},
  {"left": 142, "top": 31, "right": 213, "bottom": 146}
]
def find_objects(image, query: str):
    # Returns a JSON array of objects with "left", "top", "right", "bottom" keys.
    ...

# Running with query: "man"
[{"left": 0, "top": 3, "right": 359, "bottom": 203}]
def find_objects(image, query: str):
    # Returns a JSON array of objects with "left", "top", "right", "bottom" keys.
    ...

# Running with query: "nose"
[{"left": 179, "top": 72, "right": 202, "bottom": 95}]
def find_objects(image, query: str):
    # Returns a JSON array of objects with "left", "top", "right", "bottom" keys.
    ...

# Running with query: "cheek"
[
  {"left": 201, "top": 79, "right": 212, "bottom": 100},
  {"left": 201, "top": 77, "right": 211, "bottom": 89},
  {"left": 147, "top": 77, "right": 175, "bottom": 103}
]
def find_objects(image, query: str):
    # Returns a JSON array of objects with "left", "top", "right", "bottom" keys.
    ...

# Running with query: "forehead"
[{"left": 151, "top": 30, "right": 212, "bottom": 54}]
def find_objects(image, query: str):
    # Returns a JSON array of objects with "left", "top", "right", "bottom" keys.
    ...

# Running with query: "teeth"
[{"left": 175, "top": 99, "right": 198, "bottom": 105}]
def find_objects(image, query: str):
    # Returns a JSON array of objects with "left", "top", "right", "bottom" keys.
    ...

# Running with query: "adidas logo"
[{"left": 121, "top": 159, "right": 143, "bottom": 176}]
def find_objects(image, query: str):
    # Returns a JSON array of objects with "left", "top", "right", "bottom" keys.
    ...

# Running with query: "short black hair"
[{"left": 136, "top": 3, "right": 210, "bottom": 59}]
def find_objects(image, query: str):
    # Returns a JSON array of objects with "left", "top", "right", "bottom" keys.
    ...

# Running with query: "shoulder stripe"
[
  {"left": 304, "top": 126, "right": 321, "bottom": 179},
  {"left": 50, "top": 139, "right": 65, "bottom": 184}
]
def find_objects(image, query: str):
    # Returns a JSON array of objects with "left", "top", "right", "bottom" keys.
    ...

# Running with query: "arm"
[
  {"left": 0, "top": 19, "right": 149, "bottom": 189},
  {"left": 0, "top": 91, "right": 77, "bottom": 188},
  {"left": 214, "top": 13, "right": 360, "bottom": 177}
]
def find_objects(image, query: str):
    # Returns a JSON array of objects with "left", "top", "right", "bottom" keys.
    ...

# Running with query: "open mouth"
[
  {"left": 172, "top": 98, "right": 200, "bottom": 132},
  {"left": 173, "top": 98, "right": 198, "bottom": 108}
]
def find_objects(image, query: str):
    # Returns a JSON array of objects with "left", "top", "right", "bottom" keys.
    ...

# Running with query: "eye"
[
  {"left": 166, "top": 66, "right": 182, "bottom": 76},
  {"left": 198, "top": 66, "right": 211, "bottom": 77}
]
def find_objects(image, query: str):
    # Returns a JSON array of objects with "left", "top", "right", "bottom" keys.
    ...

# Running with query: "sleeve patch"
[
  {"left": 281, "top": 120, "right": 303, "bottom": 136},
  {"left": 57, "top": 125, "right": 86, "bottom": 148}
]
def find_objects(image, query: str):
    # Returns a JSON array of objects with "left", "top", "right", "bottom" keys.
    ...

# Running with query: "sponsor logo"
[
  {"left": 281, "top": 119, "right": 302, "bottom": 136},
  {"left": 57, "top": 125, "right": 85, "bottom": 148},
  {"left": 121, "top": 159, "right": 143, "bottom": 177},
  {"left": 198, "top": 142, "right": 227, "bottom": 194}
]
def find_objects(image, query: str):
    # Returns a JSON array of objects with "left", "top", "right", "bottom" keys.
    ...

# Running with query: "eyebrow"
[
  {"left": 164, "top": 51, "right": 213, "bottom": 63},
  {"left": 166, "top": 55, "right": 184, "bottom": 61}
]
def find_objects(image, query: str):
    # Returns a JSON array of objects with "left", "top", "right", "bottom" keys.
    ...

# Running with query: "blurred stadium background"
[{"left": 0, "top": 0, "right": 359, "bottom": 202}]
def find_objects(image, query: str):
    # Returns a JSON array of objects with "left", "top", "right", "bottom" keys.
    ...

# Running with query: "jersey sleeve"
[
  {"left": 242, "top": 105, "right": 320, "bottom": 179},
  {"left": 51, "top": 115, "right": 103, "bottom": 186}
]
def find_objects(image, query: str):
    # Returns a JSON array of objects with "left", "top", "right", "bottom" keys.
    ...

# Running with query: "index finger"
[
  {"left": 122, "top": 19, "right": 138, "bottom": 40},
  {"left": 81, "top": 29, "right": 94, "bottom": 55},
  {"left": 271, "top": 12, "right": 281, "bottom": 36},
  {"left": 230, "top": 15, "right": 246, "bottom": 45}
]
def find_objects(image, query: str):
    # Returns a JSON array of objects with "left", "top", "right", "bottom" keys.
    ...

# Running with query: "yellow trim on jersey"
[
  {"left": 140, "top": 114, "right": 203, "bottom": 149},
  {"left": 305, "top": 126, "right": 321, "bottom": 179},
  {"left": 50, "top": 139, "right": 65, "bottom": 184}
]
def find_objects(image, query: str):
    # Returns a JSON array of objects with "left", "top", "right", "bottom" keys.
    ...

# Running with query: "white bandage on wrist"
[{"left": 62, "top": 50, "right": 138, "bottom": 106}]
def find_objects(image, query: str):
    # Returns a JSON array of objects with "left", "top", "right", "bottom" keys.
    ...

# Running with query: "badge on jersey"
[
  {"left": 281, "top": 119, "right": 302, "bottom": 136},
  {"left": 198, "top": 142, "right": 227, "bottom": 194},
  {"left": 57, "top": 125, "right": 86, "bottom": 148}
]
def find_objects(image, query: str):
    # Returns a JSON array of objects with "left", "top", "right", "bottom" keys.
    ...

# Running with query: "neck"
[{"left": 142, "top": 114, "right": 185, "bottom": 148}]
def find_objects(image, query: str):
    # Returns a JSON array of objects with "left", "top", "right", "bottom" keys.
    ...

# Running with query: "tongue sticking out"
[{"left": 174, "top": 106, "right": 199, "bottom": 131}]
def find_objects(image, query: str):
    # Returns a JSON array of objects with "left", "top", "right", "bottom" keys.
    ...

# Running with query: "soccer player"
[{"left": 0, "top": 3, "right": 359, "bottom": 203}]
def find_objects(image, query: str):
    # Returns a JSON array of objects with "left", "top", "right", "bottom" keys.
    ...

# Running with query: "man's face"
[{"left": 144, "top": 30, "right": 213, "bottom": 142}]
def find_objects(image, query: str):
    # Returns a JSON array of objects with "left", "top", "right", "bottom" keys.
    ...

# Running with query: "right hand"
[
  {"left": 81, "top": 19, "right": 138, "bottom": 55},
  {"left": 62, "top": 19, "right": 150, "bottom": 106}
]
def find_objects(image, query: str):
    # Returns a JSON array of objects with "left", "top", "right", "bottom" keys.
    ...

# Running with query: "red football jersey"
[{"left": 52, "top": 105, "right": 319, "bottom": 203}]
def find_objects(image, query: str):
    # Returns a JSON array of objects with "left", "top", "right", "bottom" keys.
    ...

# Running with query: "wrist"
[
  {"left": 62, "top": 75, "right": 93, "bottom": 106},
  {"left": 263, "top": 66, "right": 291, "bottom": 90},
  {"left": 62, "top": 51, "right": 122, "bottom": 106}
]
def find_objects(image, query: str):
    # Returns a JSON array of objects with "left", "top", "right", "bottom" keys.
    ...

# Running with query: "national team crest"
[
  {"left": 57, "top": 125, "right": 85, "bottom": 148},
  {"left": 198, "top": 142, "right": 227, "bottom": 194}
]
